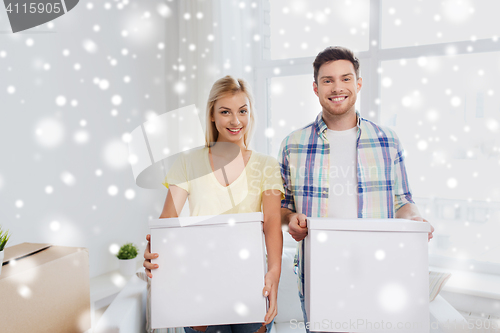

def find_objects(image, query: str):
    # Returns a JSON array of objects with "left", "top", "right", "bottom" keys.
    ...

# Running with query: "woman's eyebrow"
[{"left": 218, "top": 104, "right": 248, "bottom": 110}]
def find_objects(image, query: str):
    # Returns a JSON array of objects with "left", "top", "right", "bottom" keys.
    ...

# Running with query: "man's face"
[{"left": 313, "top": 59, "right": 362, "bottom": 118}]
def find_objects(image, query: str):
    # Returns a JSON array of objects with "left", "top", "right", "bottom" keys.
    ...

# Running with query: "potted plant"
[
  {"left": 116, "top": 242, "right": 139, "bottom": 276},
  {"left": 0, "top": 228, "right": 11, "bottom": 275}
]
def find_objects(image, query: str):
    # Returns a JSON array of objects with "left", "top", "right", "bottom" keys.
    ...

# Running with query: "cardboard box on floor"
[{"left": 0, "top": 243, "right": 91, "bottom": 333}]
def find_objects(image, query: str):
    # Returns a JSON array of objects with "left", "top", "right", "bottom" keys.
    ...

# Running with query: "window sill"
[{"left": 430, "top": 265, "right": 500, "bottom": 300}]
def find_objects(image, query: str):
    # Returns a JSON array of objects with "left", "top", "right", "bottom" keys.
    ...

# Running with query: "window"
[
  {"left": 381, "top": 0, "right": 499, "bottom": 49},
  {"left": 269, "top": 0, "right": 370, "bottom": 59}
]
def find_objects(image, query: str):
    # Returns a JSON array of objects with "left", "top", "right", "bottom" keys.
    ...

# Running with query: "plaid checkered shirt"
[{"left": 278, "top": 111, "right": 415, "bottom": 295}]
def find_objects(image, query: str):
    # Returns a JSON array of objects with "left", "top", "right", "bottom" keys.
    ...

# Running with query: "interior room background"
[{"left": 1, "top": 0, "right": 499, "bottom": 293}]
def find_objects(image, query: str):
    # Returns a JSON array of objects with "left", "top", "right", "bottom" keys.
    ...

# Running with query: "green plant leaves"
[{"left": 116, "top": 242, "right": 138, "bottom": 260}]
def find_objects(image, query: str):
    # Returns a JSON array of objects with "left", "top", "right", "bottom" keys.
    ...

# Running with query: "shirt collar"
[{"left": 314, "top": 110, "right": 362, "bottom": 137}]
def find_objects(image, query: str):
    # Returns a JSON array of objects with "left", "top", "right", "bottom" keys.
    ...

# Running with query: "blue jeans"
[
  {"left": 299, "top": 291, "right": 311, "bottom": 333},
  {"left": 184, "top": 320, "right": 274, "bottom": 333},
  {"left": 300, "top": 292, "right": 342, "bottom": 333}
]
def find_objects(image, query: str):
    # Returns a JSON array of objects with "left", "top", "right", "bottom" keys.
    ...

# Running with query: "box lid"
[
  {"left": 2, "top": 242, "right": 51, "bottom": 265},
  {"left": 149, "top": 212, "right": 264, "bottom": 228},
  {"left": 308, "top": 218, "right": 431, "bottom": 233}
]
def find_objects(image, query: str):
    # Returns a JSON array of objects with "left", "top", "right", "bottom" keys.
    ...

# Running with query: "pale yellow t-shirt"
[{"left": 162, "top": 147, "right": 285, "bottom": 216}]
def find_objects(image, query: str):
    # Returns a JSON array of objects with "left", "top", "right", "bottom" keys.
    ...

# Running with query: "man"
[{"left": 278, "top": 46, "right": 434, "bottom": 331}]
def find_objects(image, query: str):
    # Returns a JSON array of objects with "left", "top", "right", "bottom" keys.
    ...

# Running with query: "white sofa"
[{"left": 95, "top": 233, "right": 466, "bottom": 333}]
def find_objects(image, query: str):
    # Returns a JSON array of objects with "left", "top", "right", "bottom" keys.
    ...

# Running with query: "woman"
[{"left": 143, "top": 76, "right": 284, "bottom": 333}]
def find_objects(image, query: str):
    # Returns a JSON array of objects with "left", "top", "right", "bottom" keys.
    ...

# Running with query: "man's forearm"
[
  {"left": 281, "top": 207, "right": 293, "bottom": 226},
  {"left": 395, "top": 203, "right": 422, "bottom": 219}
]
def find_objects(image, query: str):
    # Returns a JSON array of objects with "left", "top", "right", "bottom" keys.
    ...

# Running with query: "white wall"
[{"left": 0, "top": 1, "right": 172, "bottom": 278}]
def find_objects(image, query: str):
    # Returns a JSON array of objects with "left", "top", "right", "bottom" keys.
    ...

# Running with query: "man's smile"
[{"left": 328, "top": 95, "right": 348, "bottom": 104}]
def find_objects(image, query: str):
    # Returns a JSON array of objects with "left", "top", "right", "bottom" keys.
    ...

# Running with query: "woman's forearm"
[
  {"left": 263, "top": 218, "right": 283, "bottom": 275},
  {"left": 262, "top": 190, "right": 284, "bottom": 275}
]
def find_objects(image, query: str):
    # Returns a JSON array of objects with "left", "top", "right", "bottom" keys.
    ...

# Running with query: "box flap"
[
  {"left": 308, "top": 218, "right": 431, "bottom": 233},
  {"left": 0, "top": 244, "right": 87, "bottom": 281},
  {"left": 149, "top": 212, "right": 264, "bottom": 228},
  {"left": 2, "top": 242, "right": 51, "bottom": 265}
]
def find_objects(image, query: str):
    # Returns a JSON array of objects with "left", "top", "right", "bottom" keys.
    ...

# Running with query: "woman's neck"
[{"left": 210, "top": 141, "right": 248, "bottom": 157}]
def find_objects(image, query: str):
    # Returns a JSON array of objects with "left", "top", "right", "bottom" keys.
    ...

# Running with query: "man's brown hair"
[{"left": 313, "top": 46, "right": 360, "bottom": 83}]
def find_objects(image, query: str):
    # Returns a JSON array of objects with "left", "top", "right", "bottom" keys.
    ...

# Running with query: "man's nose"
[{"left": 331, "top": 81, "right": 343, "bottom": 93}]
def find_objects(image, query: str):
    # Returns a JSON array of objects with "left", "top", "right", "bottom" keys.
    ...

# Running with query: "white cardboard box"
[
  {"left": 304, "top": 218, "right": 431, "bottom": 333},
  {"left": 149, "top": 212, "right": 267, "bottom": 329}
]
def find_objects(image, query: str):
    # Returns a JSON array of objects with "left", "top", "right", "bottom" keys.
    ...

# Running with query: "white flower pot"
[
  {"left": 0, "top": 250, "right": 4, "bottom": 275},
  {"left": 118, "top": 258, "right": 137, "bottom": 276}
]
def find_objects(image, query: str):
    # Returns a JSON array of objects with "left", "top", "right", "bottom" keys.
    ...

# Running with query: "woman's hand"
[
  {"left": 262, "top": 269, "right": 280, "bottom": 325},
  {"left": 143, "top": 234, "right": 159, "bottom": 278}
]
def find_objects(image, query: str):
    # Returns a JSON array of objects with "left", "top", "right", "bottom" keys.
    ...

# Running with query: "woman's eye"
[
  {"left": 240, "top": 109, "right": 248, "bottom": 114},
  {"left": 221, "top": 110, "right": 229, "bottom": 114}
]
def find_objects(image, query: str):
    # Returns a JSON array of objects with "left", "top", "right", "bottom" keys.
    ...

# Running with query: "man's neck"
[{"left": 322, "top": 109, "right": 357, "bottom": 131}]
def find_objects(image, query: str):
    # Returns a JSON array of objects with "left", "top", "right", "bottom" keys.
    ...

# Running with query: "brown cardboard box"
[{"left": 0, "top": 243, "right": 91, "bottom": 333}]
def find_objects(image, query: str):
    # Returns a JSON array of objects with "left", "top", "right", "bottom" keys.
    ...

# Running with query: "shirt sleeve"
[
  {"left": 392, "top": 131, "right": 415, "bottom": 212},
  {"left": 162, "top": 155, "right": 189, "bottom": 193},
  {"left": 278, "top": 137, "right": 296, "bottom": 212},
  {"left": 261, "top": 157, "right": 285, "bottom": 200}
]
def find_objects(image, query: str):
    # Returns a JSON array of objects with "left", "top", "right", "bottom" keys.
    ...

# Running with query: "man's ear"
[
  {"left": 313, "top": 81, "right": 319, "bottom": 96},
  {"left": 357, "top": 77, "right": 363, "bottom": 93}
]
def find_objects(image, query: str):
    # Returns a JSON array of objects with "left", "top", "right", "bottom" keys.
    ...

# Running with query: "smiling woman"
[
  {"left": 212, "top": 93, "right": 249, "bottom": 141},
  {"left": 205, "top": 76, "right": 256, "bottom": 149},
  {"left": 143, "top": 76, "right": 285, "bottom": 331}
]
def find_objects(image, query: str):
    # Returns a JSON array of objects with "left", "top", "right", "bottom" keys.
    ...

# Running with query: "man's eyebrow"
[{"left": 320, "top": 73, "right": 354, "bottom": 80}]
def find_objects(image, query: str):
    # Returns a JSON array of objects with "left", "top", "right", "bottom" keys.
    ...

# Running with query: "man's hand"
[
  {"left": 287, "top": 213, "right": 308, "bottom": 241},
  {"left": 409, "top": 216, "right": 434, "bottom": 242},
  {"left": 395, "top": 203, "right": 434, "bottom": 242}
]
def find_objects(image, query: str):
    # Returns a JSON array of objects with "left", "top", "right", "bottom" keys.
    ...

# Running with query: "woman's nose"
[{"left": 230, "top": 114, "right": 240, "bottom": 125}]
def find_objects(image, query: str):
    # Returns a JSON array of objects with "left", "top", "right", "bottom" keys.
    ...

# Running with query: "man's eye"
[
  {"left": 324, "top": 80, "right": 331, "bottom": 83},
  {"left": 344, "top": 78, "right": 350, "bottom": 81}
]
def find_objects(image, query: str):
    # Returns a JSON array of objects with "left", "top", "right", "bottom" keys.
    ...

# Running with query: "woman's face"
[{"left": 211, "top": 92, "right": 250, "bottom": 148}]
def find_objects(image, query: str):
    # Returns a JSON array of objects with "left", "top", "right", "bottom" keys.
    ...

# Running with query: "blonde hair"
[{"left": 205, "top": 75, "right": 255, "bottom": 148}]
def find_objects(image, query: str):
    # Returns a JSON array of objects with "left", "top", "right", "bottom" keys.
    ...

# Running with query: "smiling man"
[{"left": 278, "top": 46, "right": 434, "bottom": 331}]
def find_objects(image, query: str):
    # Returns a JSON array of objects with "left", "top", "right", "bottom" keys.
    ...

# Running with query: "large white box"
[
  {"left": 304, "top": 218, "right": 431, "bottom": 333},
  {"left": 149, "top": 212, "right": 267, "bottom": 329}
]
